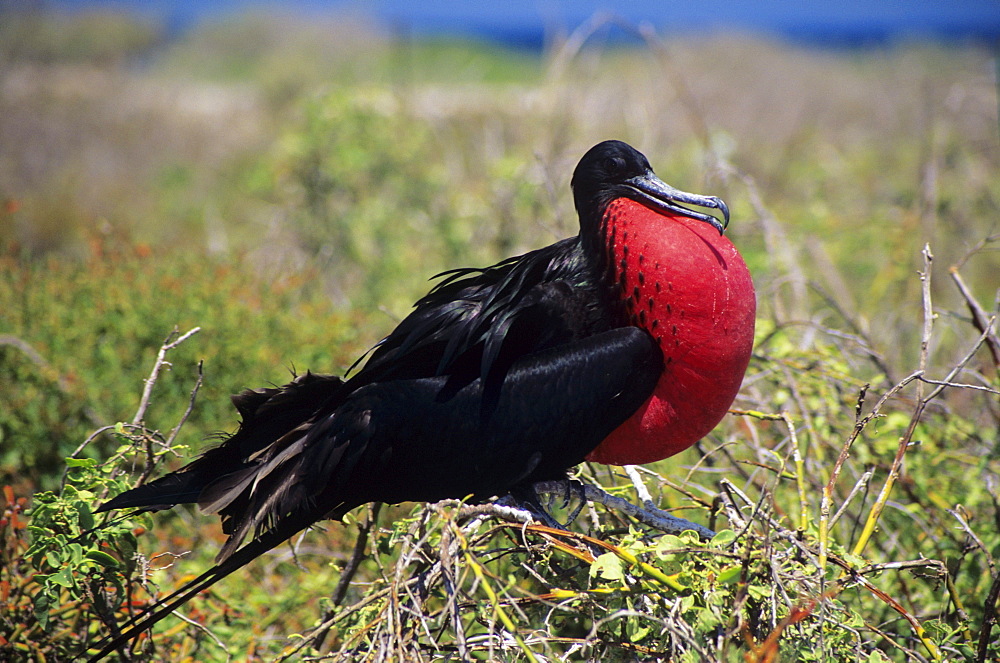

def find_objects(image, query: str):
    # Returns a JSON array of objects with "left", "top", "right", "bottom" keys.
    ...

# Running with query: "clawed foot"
[
  {"left": 454, "top": 481, "right": 586, "bottom": 530},
  {"left": 473, "top": 471, "right": 716, "bottom": 539},
  {"left": 499, "top": 484, "right": 571, "bottom": 530},
  {"left": 532, "top": 479, "right": 714, "bottom": 538}
]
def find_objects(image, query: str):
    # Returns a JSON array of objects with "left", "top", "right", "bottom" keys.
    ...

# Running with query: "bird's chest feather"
[{"left": 586, "top": 197, "right": 756, "bottom": 465}]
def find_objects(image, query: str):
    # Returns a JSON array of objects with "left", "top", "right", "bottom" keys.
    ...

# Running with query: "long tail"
[
  {"left": 87, "top": 371, "right": 348, "bottom": 660},
  {"left": 85, "top": 508, "right": 318, "bottom": 662},
  {"left": 97, "top": 371, "right": 346, "bottom": 516}
]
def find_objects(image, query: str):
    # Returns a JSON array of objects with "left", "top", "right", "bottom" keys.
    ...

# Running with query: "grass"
[{"left": 1, "top": 8, "right": 998, "bottom": 662}]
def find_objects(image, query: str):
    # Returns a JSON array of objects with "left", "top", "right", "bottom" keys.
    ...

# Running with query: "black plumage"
[{"left": 90, "top": 140, "right": 730, "bottom": 659}]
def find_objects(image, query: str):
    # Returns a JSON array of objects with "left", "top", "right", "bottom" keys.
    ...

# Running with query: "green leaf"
[
  {"left": 627, "top": 619, "right": 651, "bottom": 642},
  {"left": 65, "top": 456, "right": 97, "bottom": 468},
  {"left": 654, "top": 534, "right": 686, "bottom": 551},
  {"left": 33, "top": 592, "right": 52, "bottom": 631},
  {"left": 45, "top": 550, "right": 64, "bottom": 568},
  {"left": 49, "top": 566, "right": 76, "bottom": 588},
  {"left": 86, "top": 549, "right": 121, "bottom": 569},
  {"left": 76, "top": 501, "right": 95, "bottom": 530},
  {"left": 717, "top": 564, "right": 742, "bottom": 585},
  {"left": 590, "top": 552, "right": 625, "bottom": 582},
  {"left": 677, "top": 594, "right": 696, "bottom": 613},
  {"left": 710, "top": 529, "right": 737, "bottom": 547}
]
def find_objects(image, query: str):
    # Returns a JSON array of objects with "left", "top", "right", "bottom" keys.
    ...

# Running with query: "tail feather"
[
  {"left": 95, "top": 372, "right": 345, "bottom": 517},
  {"left": 96, "top": 471, "right": 205, "bottom": 513},
  {"left": 84, "top": 509, "right": 319, "bottom": 662},
  {"left": 88, "top": 371, "right": 351, "bottom": 659}
]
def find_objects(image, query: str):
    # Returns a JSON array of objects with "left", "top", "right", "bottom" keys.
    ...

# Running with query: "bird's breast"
[{"left": 586, "top": 197, "right": 756, "bottom": 465}]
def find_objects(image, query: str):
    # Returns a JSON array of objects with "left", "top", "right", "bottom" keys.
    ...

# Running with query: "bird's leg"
[
  {"left": 533, "top": 475, "right": 715, "bottom": 539},
  {"left": 474, "top": 472, "right": 716, "bottom": 540},
  {"left": 508, "top": 478, "right": 595, "bottom": 528},
  {"left": 533, "top": 477, "right": 588, "bottom": 525},
  {"left": 562, "top": 479, "right": 588, "bottom": 525},
  {"left": 501, "top": 484, "right": 568, "bottom": 530},
  {"left": 459, "top": 482, "right": 584, "bottom": 530}
]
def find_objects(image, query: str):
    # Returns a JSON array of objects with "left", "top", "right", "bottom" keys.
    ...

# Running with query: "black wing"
[
  {"left": 90, "top": 238, "right": 659, "bottom": 659},
  {"left": 97, "top": 239, "right": 601, "bottom": 520},
  {"left": 88, "top": 327, "right": 661, "bottom": 661},
  {"left": 351, "top": 238, "right": 598, "bottom": 384}
]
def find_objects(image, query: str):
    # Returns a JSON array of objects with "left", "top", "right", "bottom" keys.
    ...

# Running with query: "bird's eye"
[{"left": 604, "top": 157, "right": 627, "bottom": 176}]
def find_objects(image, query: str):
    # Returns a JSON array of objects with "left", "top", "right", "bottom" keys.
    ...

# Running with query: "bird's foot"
[
  {"left": 532, "top": 475, "right": 715, "bottom": 539},
  {"left": 499, "top": 486, "right": 570, "bottom": 530},
  {"left": 460, "top": 472, "right": 714, "bottom": 540}
]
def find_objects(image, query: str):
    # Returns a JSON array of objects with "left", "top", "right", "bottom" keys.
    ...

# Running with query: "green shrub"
[{"left": 0, "top": 238, "right": 372, "bottom": 491}]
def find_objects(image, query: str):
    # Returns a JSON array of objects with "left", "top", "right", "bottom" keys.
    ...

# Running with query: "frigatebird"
[{"left": 90, "top": 140, "right": 756, "bottom": 658}]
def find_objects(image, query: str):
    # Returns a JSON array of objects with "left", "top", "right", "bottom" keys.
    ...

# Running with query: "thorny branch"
[
  {"left": 60, "top": 328, "right": 203, "bottom": 490},
  {"left": 133, "top": 326, "right": 202, "bottom": 426}
]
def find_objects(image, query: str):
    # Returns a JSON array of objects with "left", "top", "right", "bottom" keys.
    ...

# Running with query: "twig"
[
  {"left": 948, "top": 508, "right": 995, "bottom": 572},
  {"left": 849, "top": 247, "right": 936, "bottom": 559},
  {"left": 822, "top": 371, "right": 924, "bottom": 558},
  {"left": 1, "top": 334, "right": 104, "bottom": 426},
  {"left": 918, "top": 376, "right": 999, "bottom": 395},
  {"left": 0, "top": 334, "right": 51, "bottom": 368},
  {"left": 780, "top": 412, "right": 808, "bottom": 535},
  {"left": 171, "top": 611, "right": 232, "bottom": 662},
  {"left": 456, "top": 502, "right": 535, "bottom": 525},
  {"left": 163, "top": 360, "right": 204, "bottom": 448},
  {"left": 715, "top": 161, "right": 809, "bottom": 323},
  {"left": 455, "top": 527, "right": 540, "bottom": 663},
  {"left": 829, "top": 471, "right": 873, "bottom": 528},
  {"left": 61, "top": 425, "right": 119, "bottom": 489},
  {"left": 807, "top": 281, "right": 894, "bottom": 382},
  {"left": 978, "top": 571, "right": 1000, "bottom": 663},
  {"left": 544, "top": 12, "right": 616, "bottom": 83},
  {"left": 132, "top": 327, "right": 201, "bottom": 426},
  {"left": 949, "top": 266, "right": 1000, "bottom": 369},
  {"left": 623, "top": 465, "right": 655, "bottom": 510},
  {"left": 331, "top": 504, "right": 382, "bottom": 606},
  {"left": 122, "top": 327, "right": 201, "bottom": 486},
  {"left": 718, "top": 479, "right": 820, "bottom": 568},
  {"left": 854, "top": 558, "right": 947, "bottom": 577}
]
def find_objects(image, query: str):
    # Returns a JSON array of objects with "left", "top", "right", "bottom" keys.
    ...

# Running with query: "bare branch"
[
  {"left": 949, "top": 265, "right": 1000, "bottom": 369},
  {"left": 132, "top": 326, "right": 201, "bottom": 426}
]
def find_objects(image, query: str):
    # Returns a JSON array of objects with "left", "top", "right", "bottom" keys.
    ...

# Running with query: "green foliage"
[
  {"left": 3, "top": 342, "right": 350, "bottom": 661},
  {"left": 0, "top": 241, "right": 371, "bottom": 490},
  {"left": 2, "top": 431, "right": 161, "bottom": 660},
  {"left": 271, "top": 90, "right": 454, "bottom": 310},
  {"left": 16, "top": 455, "right": 144, "bottom": 657}
]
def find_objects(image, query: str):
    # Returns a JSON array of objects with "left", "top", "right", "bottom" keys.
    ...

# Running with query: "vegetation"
[{"left": 1, "top": 9, "right": 998, "bottom": 662}]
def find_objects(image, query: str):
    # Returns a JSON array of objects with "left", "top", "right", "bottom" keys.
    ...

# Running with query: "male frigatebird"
[{"left": 90, "top": 140, "right": 756, "bottom": 657}]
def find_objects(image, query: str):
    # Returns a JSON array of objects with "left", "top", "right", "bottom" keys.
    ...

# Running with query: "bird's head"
[{"left": 571, "top": 140, "right": 729, "bottom": 235}]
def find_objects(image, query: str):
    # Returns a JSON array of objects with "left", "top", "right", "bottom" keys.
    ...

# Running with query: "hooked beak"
[{"left": 624, "top": 171, "right": 730, "bottom": 234}]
